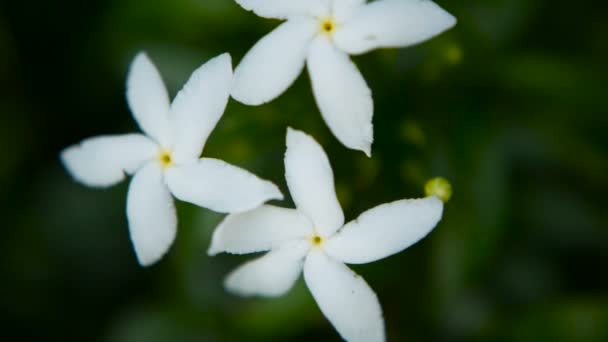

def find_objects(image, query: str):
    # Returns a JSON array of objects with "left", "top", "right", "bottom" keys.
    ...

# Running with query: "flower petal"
[
  {"left": 165, "top": 158, "right": 283, "bottom": 213},
  {"left": 307, "top": 37, "right": 373, "bottom": 156},
  {"left": 126, "top": 52, "right": 173, "bottom": 145},
  {"left": 303, "top": 249, "right": 384, "bottom": 342},
  {"left": 171, "top": 53, "right": 233, "bottom": 164},
  {"left": 285, "top": 128, "right": 344, "bottom": 237},
  {"left": 61, "top": 134, "right": 157, "bottom": 188},
  {"left": 224, "top": 240, "right": 310, "bottom": 297},
  {"left": 334, "top": 0, "right": 457, "bottom": 55},
  {"left": 208, "top": 205, "right": 312, "bottom": 256},
  {"left": 325, "top": 196, "right": 443, "bottom": 264},
  {"left": 232, "top": 18, "right": 318, "bottom": 106},
  {"left": 235, "top": 0, "right": 330, "bottom": 19},
  {"left": 126, "top": 163, "right": 177, "bottom": 266},
  {"left": 333, "top": 0, "right": 366, "bottom": 24}
]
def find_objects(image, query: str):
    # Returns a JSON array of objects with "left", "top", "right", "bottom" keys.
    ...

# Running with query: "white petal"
[
  {"left": 325, "top": 196, "right": 443, "bottom": 264},
  {"left": 61, "top": 134, "right": 157, "bottom": 188},
  {"left": 126, "top": 163, "right": 177, "bottom": 266},
  {"left": 225, "top": 240, "right": 310, "bottom": 297},
  {"left": 232, "top": 18, "right": 318, "bottom": 106},
  {"left": 235, "top": 0, "right": 330, "bottom": 19},
  {"left": 334, "top": 0, "right": 457, "bottom": 55},
  {"left": 208, "top": 205, "right": 312, "bottom": 256},
  {"left": 333, "top": 0, "right": 366, "bottom": 23},
  {"left": 171, "top": 53, "right": 233, "bottom": 164},
  {"left": 285, "top": 128, "right": 344, "bottom": 237},
  {"left": 165, "top": 158, "right": 283, "bottom": 213},
  {"left": 304, "top": 249, "right": 384, "bottom": 342},
  {"left": 307, "top": 37, "right": 374, "bottom": 155},
  {"left": 126, "top": 52, "right": 173, "bottom": 145}
]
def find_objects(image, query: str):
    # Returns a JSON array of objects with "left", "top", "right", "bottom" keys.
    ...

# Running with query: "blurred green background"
[{"left": 1, "top": 0, "right": 607, "bottom": 341}]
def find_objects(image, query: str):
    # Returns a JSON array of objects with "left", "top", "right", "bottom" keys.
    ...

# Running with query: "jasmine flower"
[
  {"left": 61, "top": 53, "right": 282, "bottom": 266},
  {"left": 231, "top": 0, "right": 456, "bottom": 155},
  {"left": 209, "top": 128, "right": 443, "bottom": 341}
]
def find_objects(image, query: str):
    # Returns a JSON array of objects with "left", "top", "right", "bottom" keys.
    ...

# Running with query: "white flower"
[
  {"left": 231, "top": 0, "right": 456, "bottom": 156},
  {"left": 209, "top": 128, "right": 443, "bottom": 341},
  {"left": 61, "top": 53, "right": 283, "bottom": 266}
]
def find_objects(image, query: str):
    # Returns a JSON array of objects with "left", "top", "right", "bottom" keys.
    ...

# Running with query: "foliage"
[{"left": 0, "top": 0, "right": 606, "bottom": 341}]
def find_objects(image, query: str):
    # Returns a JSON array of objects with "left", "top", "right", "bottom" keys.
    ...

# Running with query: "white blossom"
[
  {"left": 231, "top": 0, "right": 456, "bottom": 155},
  {"left": 209, "top": 128, "right": 443, "bottom": 341},
  {"left": 61, "top": 53, "right": 283, "bottom": 266}
]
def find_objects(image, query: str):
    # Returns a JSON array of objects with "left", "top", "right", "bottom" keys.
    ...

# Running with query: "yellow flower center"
[
  {"left": 158, "top": 150, "right": 173, "bottom": 168},
  {"left": 320, "top": 19, "right": 335, "bottom": 34},
  {"left": 311, "top": 235, "right": 324, "bottom": 246}
]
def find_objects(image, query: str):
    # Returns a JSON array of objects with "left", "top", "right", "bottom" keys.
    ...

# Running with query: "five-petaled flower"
[
  {"left": 61, "top": 53, "right": 283, "bottom": 266},
  {"left": 209, "top": 128, "right": 444, "bottom": 341},
  {"left": 231, "top": 0, "right": 456, "bottom": 156}
]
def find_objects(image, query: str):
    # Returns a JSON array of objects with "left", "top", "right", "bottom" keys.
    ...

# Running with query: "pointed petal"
[
  {"left": 325, "top": 196, "right": 443, "bottom": 264},
  {"left": 235, "top": 0, "right": 330, "bottom": 19},
  {"left": 232, "top": 18, "right": 317, "bottom": 105},
  {"left": 126, "top": 53, "right": 173, "bottom": 145},
  {"left": 225, "top": 240, "right": 310, "bottom": 297},
  {"left": 171, "top": 53, "right": 233, "bottom": 164},
  {"left": 334, "top": 0, "right": 457, "bottom": 55},
  {"left": 126, "top": 163, "right": 177, "bottom": 266},
  {"left": 307, "top": 37, "right": 373, "bottom": 156},
  {"left": 304, "top": 249, "right": 384, "bottom": 342},
  {"left": 333, "top": 0, "right": 366, "bottom": 23},
  {"left": 208, "top": 205, "right": 313, "bottom": 256},
  {"left": 165, "top": 158, "right": 283, "bottom": 213},
  {"left": 285, "top": 128, "right": 344, "bottom": 237},
  {"left": 61, "top": 134, "right": 157, "bottom": 188}
]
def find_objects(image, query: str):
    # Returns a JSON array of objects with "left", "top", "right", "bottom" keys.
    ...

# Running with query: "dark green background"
[{"left": 1, "top": 0, "right": 607, "bottom": 341}]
